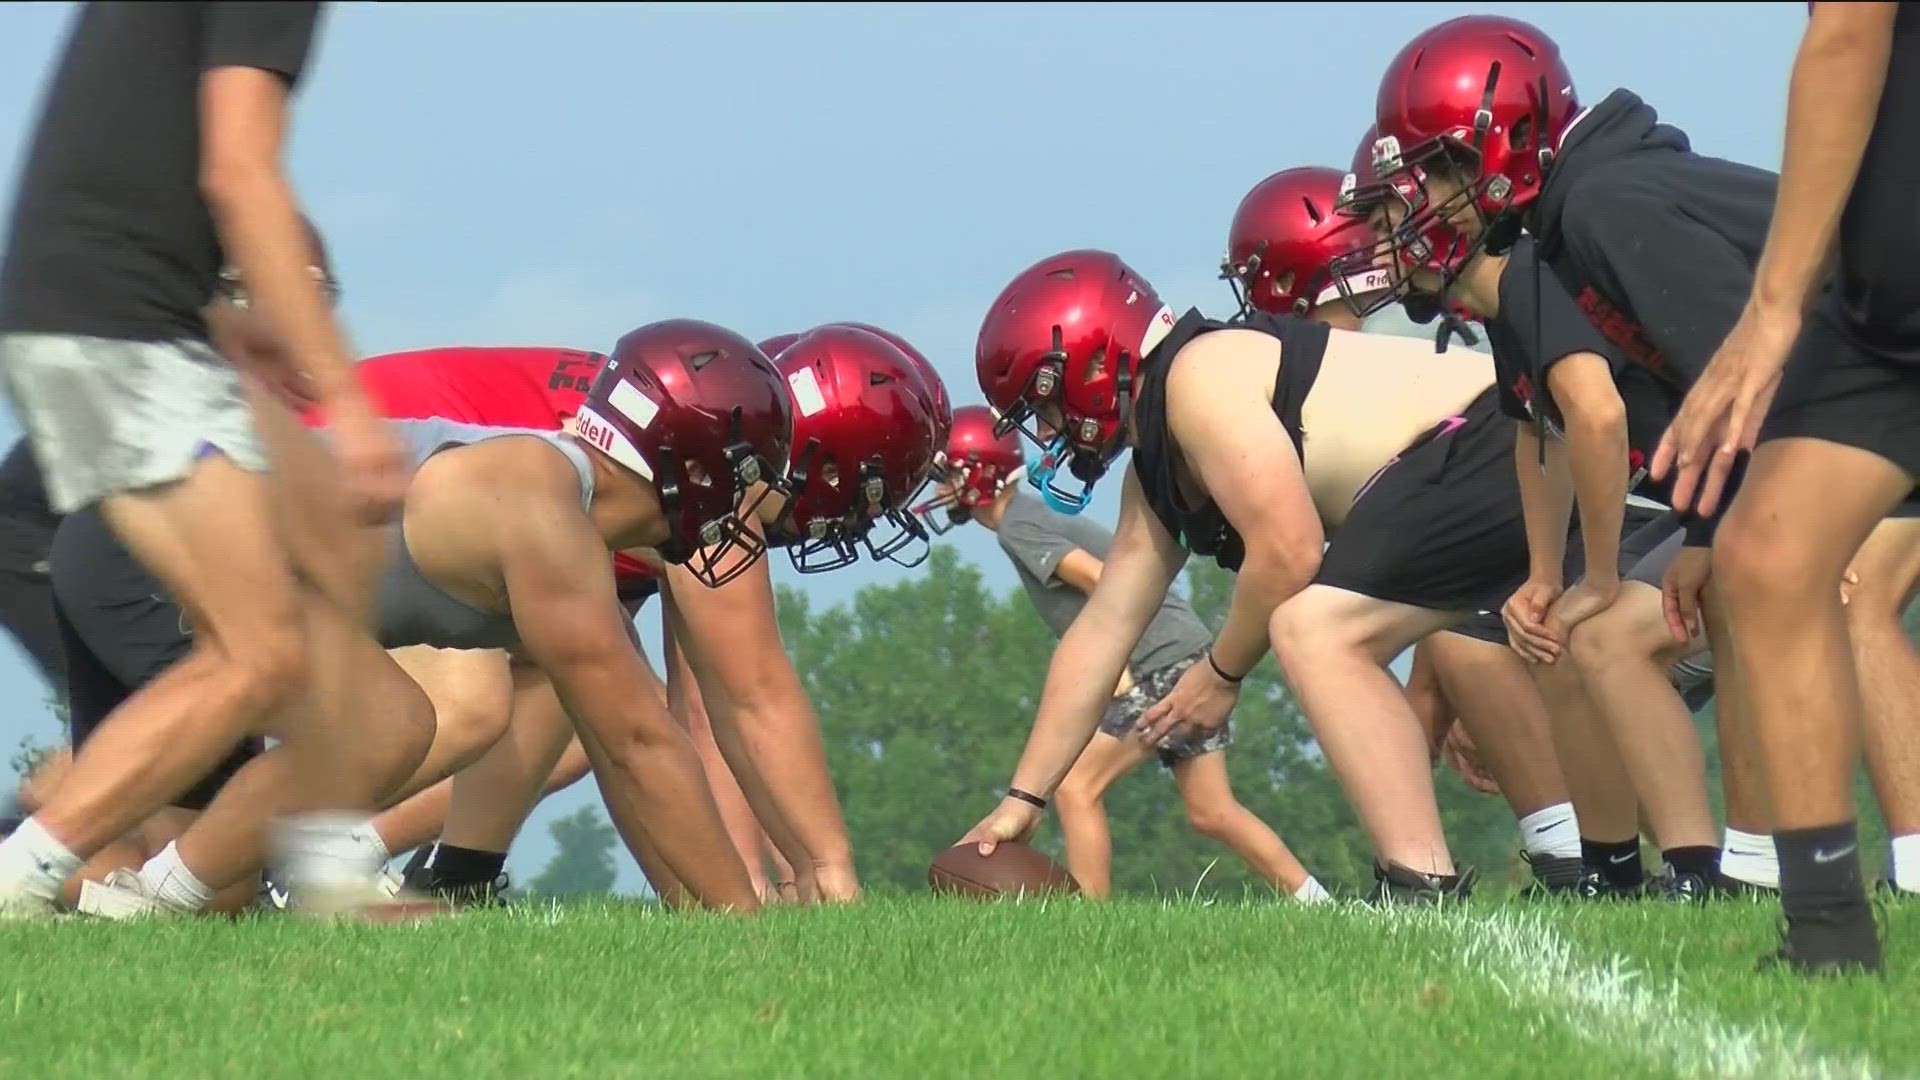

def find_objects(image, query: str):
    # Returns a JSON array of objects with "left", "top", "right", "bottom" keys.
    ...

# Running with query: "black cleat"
[
  {"left": 1575, "top": 869, "right": 1645, "bottom": 901},
  {"left": 1518, "top": 852, "right": 1585, "bottom": 897},
  {"left": 1710, "top": 871, "right": 1778, "bottom": 900},
  {"left": 1366, "top": 860, "right": 1477, "bottom": 906},
  {"left": 1759, "top": 910, "right": 1883, "bottom": 977},
  {"left": 403, "top": 864, "right": 513, "bottom": 908}
]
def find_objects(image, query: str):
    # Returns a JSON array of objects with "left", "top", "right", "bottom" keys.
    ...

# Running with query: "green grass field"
[{"left": 2, "top": 895, "right": 1914, "bottom": 1079}]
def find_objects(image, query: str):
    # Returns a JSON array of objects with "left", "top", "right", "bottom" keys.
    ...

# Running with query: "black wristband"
[
  {"left": 1206, "top": 647, "right": 1245, "bottom": 684},
  {"left": 1007, "top": 787, "right": 1048, "bottom": 810}
]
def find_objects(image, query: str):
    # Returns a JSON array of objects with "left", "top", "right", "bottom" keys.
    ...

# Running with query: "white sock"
[
  {"left": 1518, "top": 802, "right": 1582, "bottom": 860},
  {"left": 1293, "top": 876, "right": 1331, "bottom": 904},
  {"left": 1891, "top": 834, "right": 1920, "bottom": 892},
  {"left": 0, "top": 817, "right": 83, "bottom": 902},
  {"left": 1720, "top": 828, "right": 1779, "bottom": 889},
  {"left": 137, "top": 841, "right": 214, "bottom": 911},
  {"left": 273, "top": 812, "right": 385, "bottom": 891}
]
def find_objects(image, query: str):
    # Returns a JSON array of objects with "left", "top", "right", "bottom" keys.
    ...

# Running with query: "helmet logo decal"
[
  {"left": 607, "top": 379, "right": 659, "bottom": 430},
  {"left": 787, "top": 367, "right": 829, "bottom": 418},
  {"left": 1138, "top": 305, "right": 1177, "bottom": 359},
  {"left": 575, "top": 404, "right": 655, "bottom": 481}
]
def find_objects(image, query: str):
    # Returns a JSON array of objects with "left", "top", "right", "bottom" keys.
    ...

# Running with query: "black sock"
[
  {"left": 1663, "top": 845, "right": 1719, "bottom": 880},
  {"left": 1775, "top": 821, "right": 1869, "bottom": 919},
  {"left": 408, "top": 841, "right": 506, "bottom": 883},
  {"left": 1582, "top": 836, "right": 1644, "bottom": 889}
]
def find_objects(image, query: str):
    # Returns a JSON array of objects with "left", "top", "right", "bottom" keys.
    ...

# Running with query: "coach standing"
[{"left": 0, "top": 2, "right": 413, "bottom": 918}]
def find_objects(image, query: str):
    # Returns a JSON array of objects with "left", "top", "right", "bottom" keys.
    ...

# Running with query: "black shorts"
[
  {"left": 1315, "top": 387, "right": 1530, "bottom": 614},
  {"left": 1448, "top": 504, "right": 1675, "bottom": 644},
  {"left": 51, "top": 506, "right": 261, "bottom": 812},
  {"left": 1757, "top": 304, "right": 1920, "bottom": 500},
  {"left": 0, "top": 439, "right": 65, "bottom": 687}
]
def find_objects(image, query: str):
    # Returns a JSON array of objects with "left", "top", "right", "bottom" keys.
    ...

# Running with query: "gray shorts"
[
  {"left": 0, "top": 333, "right": 267, "bottom": 514},
  {"left": 1618, "top": 523, "right": 1717, "bottom": 708},
  {"left": 1097, "top": 652, "right": 1232, "bottom": 769}
]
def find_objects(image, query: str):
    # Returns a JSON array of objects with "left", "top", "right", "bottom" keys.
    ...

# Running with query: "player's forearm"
[
  {"left": 1010, "top": 619, "right": 1138, "bottom": 798},
  {"left": 1564, "top": 406, "right": 1629, "bottom": 585},
  {"left": 564, "top": 677, "right": 761, "bottom": 912},
  {"left": 1753, "top": 9, "right": 1894, "bottom": 314},
  {"left": 708, "top": 686, "right": 856, "bottom": 874},
  {"left": 1218, "top": 548, "right": 1314, "bottom": 678},
  {"left": 1515, "top": 424, "right": 1574, "bottom": 584},
  {"left": 201, "top": 170, "right": 362, "bottom": 406}
]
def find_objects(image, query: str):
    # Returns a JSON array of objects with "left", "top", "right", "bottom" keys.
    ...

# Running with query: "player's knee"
[
  {"left": 212, "top": 625, "right": 309, "bottom": 713},
  {"left": 1715, "top": 504, "right": 1833, "bottom": 603},
  {"left": 1268, "top": 601, "right": 1346, "bottom": 670},
  {"left": 1054, "top": 772, "right": 1103, "bottom": 812},
  {"left": 1566, "top": 595, "right": 1664, "bottom": 677},
  {"left": 439, "top": 696, "right": 513, "bottom": 767},
  {"left": 1183, "top": 799, "right": 1238, "bottom": 840}
]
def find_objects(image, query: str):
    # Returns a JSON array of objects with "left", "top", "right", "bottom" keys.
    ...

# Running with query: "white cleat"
[{"left": 76, "top": 870, "right": 188, "bottom": 921}]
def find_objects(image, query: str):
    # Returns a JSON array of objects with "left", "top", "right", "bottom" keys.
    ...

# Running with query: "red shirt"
[{"left": 307, "top": 346, "right": 657, "bottom": 584}]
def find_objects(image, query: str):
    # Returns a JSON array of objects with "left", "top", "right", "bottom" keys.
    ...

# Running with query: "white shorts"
[{"left": 0, "top": 333, "right": 267, "bottom": 514}]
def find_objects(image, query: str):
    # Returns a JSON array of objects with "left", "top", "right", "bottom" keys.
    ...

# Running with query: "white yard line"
[{"left": 1389, "top": 905, "right": 1890, "bottom": 1080}]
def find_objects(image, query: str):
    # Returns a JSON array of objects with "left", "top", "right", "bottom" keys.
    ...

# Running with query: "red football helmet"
[
  {"left": 775, "top": 325, "right": 941, "bottom": 573},
  {"left": 975, "top": 250, "right": 1176, "bottom": 508},
  {"left": 1220, "top": 166, "right": 1388, "bottom": 319},
  {"left": 757, "top": 332, "right": 802, "bottom": 360},
  {"left": 1358, "top": 16, "right": 1580, "bottom": 314},
  {"left": 911, "top": 404, "right": 1023, "bottom": 535},
  {"left": 821, "top": 322, "right": 953, "bottom": 450},
  {"left": 575, "top": 319, "right": 793, "bottom": 589}
]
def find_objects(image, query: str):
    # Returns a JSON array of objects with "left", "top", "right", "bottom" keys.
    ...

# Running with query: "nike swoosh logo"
[
  {"left": 1609, "top": 851, "right": 1637, "bottom": 864},
  {"left": 1531, "top": 818, "right": 1571, "bottom": 834},
  {"left": 1813, "top": 845, "right": 1857, "bottom": 865}
]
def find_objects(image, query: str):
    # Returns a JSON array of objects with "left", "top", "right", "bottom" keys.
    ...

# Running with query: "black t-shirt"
[
  {"left": 0, "top": 2, "right": 325, "bottom": 342},
  {"left": 1829, "top": 2, "right": 1920, "bottom": 362},
  {"left": 1489, "top": 238, "right": 1682, "bottom": 506}
]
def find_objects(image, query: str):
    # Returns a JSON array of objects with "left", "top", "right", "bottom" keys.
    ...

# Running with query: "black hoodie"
[
  {"left": 1528, "top": 89, "right": 1778, "bottom": 394},
  {"left": 1526, "top": 88, "right": 1779, "bottom": 540}
]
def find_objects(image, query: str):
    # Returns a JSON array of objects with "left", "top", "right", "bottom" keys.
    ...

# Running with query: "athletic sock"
[
  {"left": 1775, "top": 821, "right": 1870, "bottom": 919},
  {"left": 1662, "top": 845, "right": 1719, "bottom": 881},
  {"left": 1582, "top": 836, "right": 1644, "bottom": 890},
  {"left": 1720, "top": 827, "right": 1780, "bottom": 890},
  {"left": 1293, "top": 876, "right": 1331, "bottom": 905},
  {"left": 1889, "top": 834, "right": 1920, "bottom": 893},
  {"left": 0, "top": 817, "right": 83, "bottom": 902},
  {"left": 137, "top": 841, "right": 214, "bottom": 911},
  {"left": 1518, "top": 802, "right": 1581, "bottom": 860},
  {"left": 425, "top": 843, "right": 507, "bottom": 886},
  {"left": 273, "top": 812, "right": 386, "bottom": 892}
]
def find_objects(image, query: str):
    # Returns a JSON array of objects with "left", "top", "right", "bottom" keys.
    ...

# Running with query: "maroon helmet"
[
  {"left": 775, "top": 325, "right": 941, "bottom": 573},
  {"left": 575, "top": 319, "right": 794, "bottom": 589},
  {"left": 911, "top": 403, "right": 1024, "bottom": 535},
  {"left": 757, "top": 332, "right": 802, "bottom": 360},
  {"left": 1221, "top": 166, "right": 1386, "bottom": 319},
  {"left": 976, "top": 249, "right": 1176, "bottom": 511},
  {"left": 1359, "top": 15, "right": 1580, "bottom": 314},
  {"left": 821, "top": 322, "right": 953, "bottom": 450}
]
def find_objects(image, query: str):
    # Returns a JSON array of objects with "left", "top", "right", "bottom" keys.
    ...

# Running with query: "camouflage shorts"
[{"left": 1096, "top": 652, "right": 1232, "bottom": 769}]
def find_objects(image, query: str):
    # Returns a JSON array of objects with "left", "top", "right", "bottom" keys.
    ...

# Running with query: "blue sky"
[{"left": 0, "top": 2, "right": 1804, "bottom": 890}]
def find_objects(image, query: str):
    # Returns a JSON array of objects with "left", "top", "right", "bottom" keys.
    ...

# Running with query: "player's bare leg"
[
  {"left": 1714, "top": 437, "right": 1911, "bottom": 972},
  {"left": 1702, "top": 592, "right": 1779, "bottom": 895},
  {"left": 1053, "top": 732, "right": 1157, "bottom": 898},
  {"left": 1842, "top": 519, "right": 1920, "bottom": 890},
  {"left": 382, "top": 647, "right": 516, "bottom": 804},
  {"left": 1269, "top": 585, "right": 1462, "bottom": 884},
  {"left": 1169, "top": 752, "right": 1319, "bottom": 900},
  {"left": 1421, "top": 633, "right": 1585, "bottom": 891},
  {"left": 1564, "top": 584, "right": 1724, "bottom": 889}
]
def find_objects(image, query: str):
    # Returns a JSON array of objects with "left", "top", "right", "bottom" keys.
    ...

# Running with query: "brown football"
[{"left": 927, "top": 841, "right": 1081, "bottom": 899}]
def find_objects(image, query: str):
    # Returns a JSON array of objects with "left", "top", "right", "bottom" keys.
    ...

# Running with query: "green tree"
[
  {"left": 11, "top": 693, "right": 66, "bottom": 784},
  {"left": 527, "top": 804, "right": 619, "bottom": 898}
]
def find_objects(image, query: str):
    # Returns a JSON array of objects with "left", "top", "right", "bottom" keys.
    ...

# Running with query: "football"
[{"left": 927, "top": 841, "right": 1082, "bottom": 899}]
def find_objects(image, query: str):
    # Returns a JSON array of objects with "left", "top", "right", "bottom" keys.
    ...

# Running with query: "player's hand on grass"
[
  {"left": 960, "top": 796, "right": 1043, "bottom": 857},
  {"left": 1502, "top": 578, "right": 1563, "bottom": 664},
  {"left": 1135, "top": 654, "right": 1240, "bottom": 745}
]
